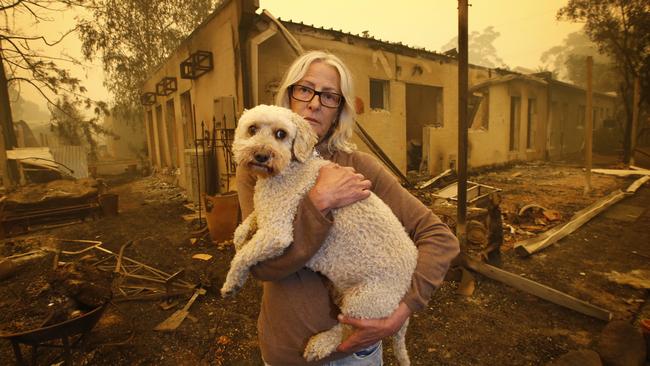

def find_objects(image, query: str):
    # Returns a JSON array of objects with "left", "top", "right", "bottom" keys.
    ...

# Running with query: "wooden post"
[
  {"left": 584, "top": 56, "right": 593, "bottom": 195},
  {"left": 630, "top": 77, "right": 640, "bottom": 166},
  {"left": 0, "top": 107, "right": 10, "bottom": 189},
  {"left": 457, "top": 0, "right": 469, "bottom": 249}
]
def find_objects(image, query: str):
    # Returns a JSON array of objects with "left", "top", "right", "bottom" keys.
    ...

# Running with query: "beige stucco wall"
[
  {"left": 500, "top": 80, "right": 548, "bottom": 162},
  {"left": 466, "top": 83, "right": 513, "bottom": 168},
  {"left": 423, "top": 78, "right": 550, "bottom": 174},
  {"left": 427, "top": 78, "right": 619, "bottom": 172},
  {"left": 141, "top": 2, "right": 621, "bottom": 196},
  {"left": 257, "top": 24, "right": 495, "bottom": 174},
  {"left": 547, "top": 84, "right": 618, "bottom": 159},
  {"left": 104, "top": 114, "right": 147, "bottom": 159},
  {"left": 141, "top": 0, "right": 245, "bottom": 196}
]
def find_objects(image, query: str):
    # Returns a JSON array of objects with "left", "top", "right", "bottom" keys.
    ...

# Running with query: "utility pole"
[
  {"left": 630, "top": 77, "right": 640, "bottom": 166},
  {"left": 584, "top": 56, "right": 593, "bottom": 195},
  {"left": 0, "top": 42, "right": 19, "bottom": 189},
  {"left": 457, "top": 0, "right": 469, "bottom": 249}
]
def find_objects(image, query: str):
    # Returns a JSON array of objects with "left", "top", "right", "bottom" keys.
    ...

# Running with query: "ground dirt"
[{"left": 1, "top": 153, "right": 649, "bottom": 366}]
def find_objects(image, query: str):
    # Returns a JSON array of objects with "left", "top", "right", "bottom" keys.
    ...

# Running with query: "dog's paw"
[
  {"left": 220, "top": 282, "right": 241, "bottom": 298},
  {"left": 303, "top": 332, "right": 339, "bottom": 362},
  {"left": 220, "top": 287, "right": 239, "bottom": 298}
]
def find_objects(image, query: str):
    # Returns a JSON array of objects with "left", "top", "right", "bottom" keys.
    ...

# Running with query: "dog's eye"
[
  {"left": 248, "top": 125, "right": 257, "bottom": 135},
  {"left": 275, "top": 129, "right": 287, "bottom": 140}
]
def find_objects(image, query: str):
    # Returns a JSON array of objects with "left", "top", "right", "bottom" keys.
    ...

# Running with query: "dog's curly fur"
[{"left": 221, "top": 105, "right": 417, "bottom": 365}]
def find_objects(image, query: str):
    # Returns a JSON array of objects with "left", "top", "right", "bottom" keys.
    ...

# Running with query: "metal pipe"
[
  {"left": 201, "top": 120, "right": 208, "bottom": 198},
  {"left": 192, "top": 104, "right": 202, "bottom": 225}
]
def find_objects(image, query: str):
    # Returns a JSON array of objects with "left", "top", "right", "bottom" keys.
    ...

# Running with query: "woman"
[{"left": 235, "top": 50, "right": 459, "bottom": 366}]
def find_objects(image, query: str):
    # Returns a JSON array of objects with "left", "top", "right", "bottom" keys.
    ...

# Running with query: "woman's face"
[{"left": 289, "top": 61, "right": 342, "bottom": 140}]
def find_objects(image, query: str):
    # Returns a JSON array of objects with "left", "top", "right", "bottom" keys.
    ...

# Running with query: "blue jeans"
[
  {"left": 329, "top": 342, "right": 382, "bottom": 366},
  {"left": 263, "top": 342, "right": 383, "bottom": 366}
]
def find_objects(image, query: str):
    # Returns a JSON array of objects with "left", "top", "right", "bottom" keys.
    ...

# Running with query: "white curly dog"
[{"left": 221, "top": 104, "right": 417, "bottom": 365}]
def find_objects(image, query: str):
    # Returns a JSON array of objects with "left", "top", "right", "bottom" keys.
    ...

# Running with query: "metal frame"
[
  {"left": 58, "top": 240, "right": 196, "bottom": 299},
  {"left": 431, "top": 181, "right": 501, "bottom": 205},
  {"left": 180, "top": 51, "right": 214, "bottom": 79},
  {"left": 155, "top": 77, "right": 178, "bottom": 96},
  {"left": 140, "top": 92, "right": 157, "bottom": 106}
]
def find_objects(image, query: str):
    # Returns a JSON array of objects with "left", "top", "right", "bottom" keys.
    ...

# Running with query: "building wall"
[
  {"left": 141, "top": 0, "right": 246, "bottom": 198},
  {"left": 142, "top": 1, "right": 621, "bottom": 194},
  {"left": 466, "top": 83, "right": 513, "bottom": 168},
  {"left": 104, "top": 114, "right": 147, "bottom": 159},
  {"left": 258, "top": 25, "right": 494, "bottom": 173},
  {"left": 502, "top": 80, "right": 549, "bottom": 162},
  {"left": 547, "top": 84, "right": 618, "bottom": 159},
  {"left": 426, "top": 78, "right": 618, "bottom": 172},
  {"left": 254, "top": 21, "right": 620, "bottom": 176}
]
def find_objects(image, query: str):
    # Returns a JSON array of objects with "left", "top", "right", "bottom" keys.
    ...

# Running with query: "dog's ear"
[
  {"left": 292, "top": 114, "right": 318, "bottom": 162},
  {"left": 232, "top": 111, "right": 253, "bottom": 166}
]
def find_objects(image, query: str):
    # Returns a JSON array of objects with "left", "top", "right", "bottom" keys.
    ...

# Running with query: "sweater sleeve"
[
  {"left": 235, "top": 167, "right": 333, "bottom": 281},
  {"left": 235, "top": 166, "right": 256, "bottom": 220},
  {"left": 350, "top": 152, "right": 460, "bottom": 312}
]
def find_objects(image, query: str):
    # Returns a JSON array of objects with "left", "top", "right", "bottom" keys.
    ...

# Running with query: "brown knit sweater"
[{"left": 235, "top": 146, "right": 459, "bottom": 366}]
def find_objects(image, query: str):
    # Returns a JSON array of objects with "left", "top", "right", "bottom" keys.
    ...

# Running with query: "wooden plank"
[
  {"left": 626, "top": 175, "right": 650, "bottom": 193},
  {"left": 464, "top": 257, "right": 612, "bottom": 321},
  {"left": 415, "top": 169, "right": 451, "bottom": 190},
  {"left": 515, "top": 190, "right": 626, "bottom": 257},
  {"left": 592, "top": 169, "right": 650, "bottom": 177}
]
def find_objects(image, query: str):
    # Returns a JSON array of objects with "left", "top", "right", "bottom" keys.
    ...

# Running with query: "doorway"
[{"left": 405, "top": 83, "right": 443, "bottom": 172}]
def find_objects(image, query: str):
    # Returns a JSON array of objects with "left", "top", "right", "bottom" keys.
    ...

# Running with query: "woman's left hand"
[{"left": 336, "top": 302, "right": 412, "bottom": 353}]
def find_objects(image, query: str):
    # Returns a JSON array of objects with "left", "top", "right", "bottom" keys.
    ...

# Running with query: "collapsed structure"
[{"left": 139, "top": 0, "right": 619, "bottom": 201}]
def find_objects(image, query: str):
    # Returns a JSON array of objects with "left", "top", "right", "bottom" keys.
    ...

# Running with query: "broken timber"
[
  {"left": 515, "top": 190, "right": 626, "bottom": 257},
  {"left": 514, "top": 175, "right": 650, "bottom": 257},
  {"left": 415, "top": 169, "right": 452, "bottom": 190},
  {"left": 626, "top": 175, "right": 650, "bottom": 193},
  {"left": 515, "top": 174, "right": 649, "bottom": 257},
  {"left": 591, "top": 168, "right": 650, "bottom": 177},
  {"left": 463, "top": 256, "right": 612, "bottom": 321}
]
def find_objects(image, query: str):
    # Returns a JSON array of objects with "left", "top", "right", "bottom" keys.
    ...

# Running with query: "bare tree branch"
[
  {"left": 7, "top": 76, "right": 58, "bottom": 106},
  {"left": 0, "top": 26, "right": 78, "bottom": 47},
  {"left": 0, "top": 0, "right": 25, "bottom": 12}
]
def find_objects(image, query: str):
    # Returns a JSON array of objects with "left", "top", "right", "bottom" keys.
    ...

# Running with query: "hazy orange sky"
[
  {"left": 10, "top": 0, "right": 582, "bottom": 110},
  {"left": 260, "top": 0, "right": 582, "bottom": 69}
]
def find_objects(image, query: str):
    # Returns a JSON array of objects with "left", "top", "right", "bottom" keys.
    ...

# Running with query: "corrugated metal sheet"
[
  {"left": 6, "top": 147, "right": 64, "bottom": 173},
  {"left": 6, "top": 147, "right": 55, "bottom": 162},
  {"left": 50, "top": 145, "right": 89, "bottom": 179}
]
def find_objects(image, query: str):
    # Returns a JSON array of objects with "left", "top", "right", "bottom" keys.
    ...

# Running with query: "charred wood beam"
[
  {"left": 354, "top": 120, "right": 411, "bottom": 187},
  {"left": 461, "top": 254, "right": 612, "bottom": 321}
]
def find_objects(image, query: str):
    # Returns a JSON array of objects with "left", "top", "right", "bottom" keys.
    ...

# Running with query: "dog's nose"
[{"left": 254, "top": 153, "right": 269, "bottom": 163}]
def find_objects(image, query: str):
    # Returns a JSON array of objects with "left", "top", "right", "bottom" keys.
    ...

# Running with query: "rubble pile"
[{"left": 141, "top": 176, "right": 187, "bottom": 204}]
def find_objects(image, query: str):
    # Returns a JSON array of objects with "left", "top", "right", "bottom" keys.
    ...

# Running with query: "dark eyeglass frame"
[{"left": 289, "top": 84, "right": 345, "bottom": 108}]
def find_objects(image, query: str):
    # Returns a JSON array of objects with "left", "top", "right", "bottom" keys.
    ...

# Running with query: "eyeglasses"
[{"left": 289, "top": 84, "right": 344, "bottom": 108}]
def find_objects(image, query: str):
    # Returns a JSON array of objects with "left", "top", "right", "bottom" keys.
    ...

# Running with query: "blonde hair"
[{"left": 275, "top": 51, "right": 356, "bottom": 153}]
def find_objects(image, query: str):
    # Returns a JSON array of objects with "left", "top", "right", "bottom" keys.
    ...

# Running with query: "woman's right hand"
[{"left": 308, "top": 163, "right": 371, "bottom": 215}]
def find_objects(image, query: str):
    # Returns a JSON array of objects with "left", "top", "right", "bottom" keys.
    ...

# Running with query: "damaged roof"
[
  {"left": 278, "top": 18, "right": 461, "bottom": 65},
  {"left": 470, "top": 73, "right": 548, "bottom": 91}
]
